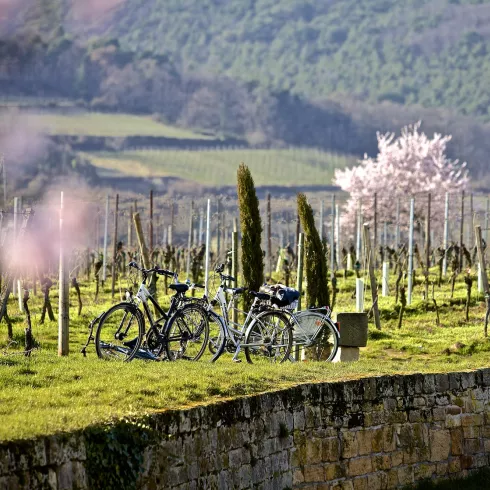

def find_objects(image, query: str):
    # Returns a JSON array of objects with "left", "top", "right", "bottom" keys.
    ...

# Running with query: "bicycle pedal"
[{"left": 232, "top": 358, "right": 242, "bottom": 363}]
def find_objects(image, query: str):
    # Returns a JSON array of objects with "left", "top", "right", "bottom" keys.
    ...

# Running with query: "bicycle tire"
[
  {"left": 164, "top": 304, "right": 210, "bottom": 361},
  {"left": 243, "top": 310, "right": 292, "bottom": 364},
  {"left": 205, "top": 310, "right": 227, "bottom": 362},
  {"left": 95, "top": 302, "right": 145, "bottom": 361},
  {"left": 293, "top": 311, "right": 339, "bottom": 361}
]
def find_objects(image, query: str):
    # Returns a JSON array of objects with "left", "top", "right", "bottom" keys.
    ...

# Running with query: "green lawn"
[
  {"left": 1, "top": 266, "right": 489, "bottom": 442},
  {"left": 2, "top": 111, "right": 214, "bottom": 139},
  {"left": 88, "top": 148, "right": 354, "bottom": 185}
]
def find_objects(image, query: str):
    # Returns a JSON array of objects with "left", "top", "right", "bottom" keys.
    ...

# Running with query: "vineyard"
[
  {"left": 88, "top": 148, "right": 353, "bottom": 186},
  {"left": 1, "top": 187, "right": 490, "bottom": 442}
]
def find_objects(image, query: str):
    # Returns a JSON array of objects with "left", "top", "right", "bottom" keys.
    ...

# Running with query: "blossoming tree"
[{"left": 334, "top": 122, "right": 469, "bottom": 237}]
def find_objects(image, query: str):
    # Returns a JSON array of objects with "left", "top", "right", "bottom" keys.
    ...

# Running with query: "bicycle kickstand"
[{"left": 232, "top": 345, "right": 242, "bottom": 363}]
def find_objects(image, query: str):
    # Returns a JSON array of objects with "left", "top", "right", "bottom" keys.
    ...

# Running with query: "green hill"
[{"left": 102, "top": 0, "right": 490, "bottom": 120}]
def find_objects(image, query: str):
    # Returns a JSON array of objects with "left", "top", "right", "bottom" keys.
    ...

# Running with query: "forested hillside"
[{"left": 103, "top": 0, "right": 490, "bottom": 120}]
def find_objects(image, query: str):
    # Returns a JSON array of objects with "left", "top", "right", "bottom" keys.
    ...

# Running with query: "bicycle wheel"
[
  {"left": 200, "top": 310, "right": 227, "bottom": 362},
  {"left": 243, "top": 310, "right": 292, "bottom": 364},
  {"left": 95, "top": 303, "right": 144, "bottom": 361},
  {"left": 294, "top": 312, "right": 339, "bottom": 361},
  {"left": 164, "top": 304, "right": 210, "bottom": 361}
]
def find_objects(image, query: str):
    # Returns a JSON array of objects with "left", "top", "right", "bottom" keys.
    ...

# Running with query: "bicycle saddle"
[
  {"left": 169, "top": 283, "right": 189, "bottom": 293},
  {"left": 250, "top": 291, "right": 271, "bottom": 301},
  {"left": 225, "top": 287, "right": 246, "bottom": 295}
]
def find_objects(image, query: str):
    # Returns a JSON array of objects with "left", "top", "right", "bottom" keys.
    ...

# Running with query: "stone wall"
[{"left": 2, "top": 369, "right": 490, "bottom": 489}]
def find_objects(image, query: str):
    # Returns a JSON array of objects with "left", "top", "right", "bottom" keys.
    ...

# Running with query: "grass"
[
  {"left": 1, "top": 111, "right": 214, "bottom": 139},
  {"left": 87, "top": 148, "right": 354, "bottom": 185},
  {"left": 1, "top": 265, "right": 489, "bottom": 442}
]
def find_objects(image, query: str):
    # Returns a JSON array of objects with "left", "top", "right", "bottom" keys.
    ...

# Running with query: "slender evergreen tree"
[
  {"left": 297, "top": 193, "right": 330, "bottom": 307},
  {"left": 237, "top": 163, "right": 264, "bottom": 309}
]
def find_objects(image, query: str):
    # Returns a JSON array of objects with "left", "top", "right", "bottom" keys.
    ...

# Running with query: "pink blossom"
[{"left": 334, "top": 122, "right": 469, "bottom": 238}]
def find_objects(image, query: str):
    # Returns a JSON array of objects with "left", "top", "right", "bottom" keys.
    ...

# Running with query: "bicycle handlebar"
[{"left": 128, "top": 261, "right": 177, "bottom": 278}]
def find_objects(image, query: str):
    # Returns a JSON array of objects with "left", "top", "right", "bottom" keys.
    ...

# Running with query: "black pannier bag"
[{"left": 260, "top": 284, "right": 300, "bottom": 309}]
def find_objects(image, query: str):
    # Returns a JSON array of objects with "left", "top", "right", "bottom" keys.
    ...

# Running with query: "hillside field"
[
  {"left": 2, "top": 111, "right": 214, "bottom": 139},
  {"left": 87, "top": 148, "right": 354, "bottom": 187}
]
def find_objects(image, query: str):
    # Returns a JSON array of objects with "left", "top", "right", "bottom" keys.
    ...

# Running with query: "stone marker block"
[
  {"left": 337, "top": 313, "right": 368, "bottom": 347},
  {"left": 333, "top": 347, "right": 360, "bottom": 363}
]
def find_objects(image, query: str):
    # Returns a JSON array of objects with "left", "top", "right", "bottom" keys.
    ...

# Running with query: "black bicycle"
[{"left": 94, "top": 262, "right": 209, "bottom": 362}]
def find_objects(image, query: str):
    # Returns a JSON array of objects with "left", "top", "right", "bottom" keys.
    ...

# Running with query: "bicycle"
[
  {"left": 259, "top": 284, "right": 340, "bottom": 362},
  {"left": 94, "top": 262, "right": 209, "bottom": 362},
  {"left": 205, "top": 264, "right": 293, "bottom": 364}
]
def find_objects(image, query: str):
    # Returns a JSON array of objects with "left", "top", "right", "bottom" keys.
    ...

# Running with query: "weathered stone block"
[
  {"left": 303, "top": 464, "right": 324, "bottom": 482},
  {"left": 423, "top": 374, "right": 436, "bottom": 394},
  {"left": 324, "top": 462, "right": 345, "bottom": 481},
  {"left": 463, "top": 425, "right": 481, "bottom": 439},
  {"left": 448, "top": 457, "right": 461, "bottom": 474},
  {"left": 306, "top": 438, "right": 322, "bottom": 465},
  {"left": 370, "top": 428, "right": 384, "bottom": 453},
  {"left": 391, "top": 451, "right": 404, "bottom": 467},
  {"left": 372, "top": 454, "right": 391, "bottom": 471},
  {"left": 461, "top": 413, "right": 483, "bottom": 427},
  {"left": 429, "top": 429, "right": 451, "bottom": 462},
  {"left": 356, "top": 430, "right": 372, "bottom": 456},
  {"left": 367, "top": 471, "right": 387, "bottom": 489},
  {"left": 322, "top": 437, "right": 340, "bottom": 463},
  {"left": 386, "top": 468, "right": 399, "bottom": 488},
  {"left": 397, "top": 465, "right": 414, "bottom": 486},
  {"left": 293, "top": 468, "right": 304, "bottom": 485},
  {"left": 450, "top": 428, "right": 464, "bottom": 456},
  {"left": 431, "top": 407, "right": 445, "bottom": 422},
  {"left": 436, "top": 461, "right": 448, "bottom": 476},
  {"left": 333, "top": 347, "right": 360, "bottom": 363},
  {"left": 347, "top": 456, "right": 372, "bottom": 477},
  {"left": 305, "top": 405, "right": 322, "bottom": 429},
  {"left": 337, "top": 313, "right": 368, "bottom": 347},
  {"left": 461, "top": 371, "right": 476, "bottom": 390},
  {"left": 413, "top": 462, "right": 436, "bottom": 480},
  {"left": 341, "top": 431, "right": 358, "bottom": 459},
  {"left": 352, "top": 475, "right": 368, "bottom": 490},
  {"left": 464, "top": 438, "right": 481, "bottom": 454},
  {"left": 446, "top": 414, "right": 462, "bottom": 428},
  {"left": 434, "top": 374, "right": 450, "bottom": 392}
]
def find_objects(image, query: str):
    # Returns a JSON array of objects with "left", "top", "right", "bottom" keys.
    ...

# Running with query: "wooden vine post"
[
  {"left": 111, "top": 194, "right": 119, "bottom": 299},
  {"left": 102, "top": 195, "right": 109, "bottom": 284},
  {"left": 475, "top": 225, "right": 490, "bottom": 337},
  {"left": 267, "top": 193, "right": 272, "bottom": 278},
  {"left": 133, "top": 212, "right": 150, "bottom": 270},
  {"left": 459, "top": 191, "right": 465, "bottom": 272},
  {"left": 58, "top": 191, "right": 69, "bottom": 356},
  {"left": 373, "top": 193, "right": 378, "bottom": 268},
  {"left": 295, "top": 232, "right": 304, "bottom": 361},
  {"left": 231, "top": 220, "right": 238, "bottom": 326},
  {"left": 424, "top": 193, "right": 431, "bottom": 301},
  {"left": 363, "top": 223, "right": 381, "bottom": 330},
  {"left": 149, "top": 189, "right": 154, "bottom": 253}
]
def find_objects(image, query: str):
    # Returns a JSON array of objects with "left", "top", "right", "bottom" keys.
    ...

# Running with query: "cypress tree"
[
  {"left": 237, "top": 163, "right": 264, "bottom": 309},
  {"left": 297, "top": 193, "right": 330, "bottom": 307}
]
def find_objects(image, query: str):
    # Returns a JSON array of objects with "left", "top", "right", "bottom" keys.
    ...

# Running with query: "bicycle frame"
[{"left": 210, "top": 278, "right": 291, "bottom": 360}]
